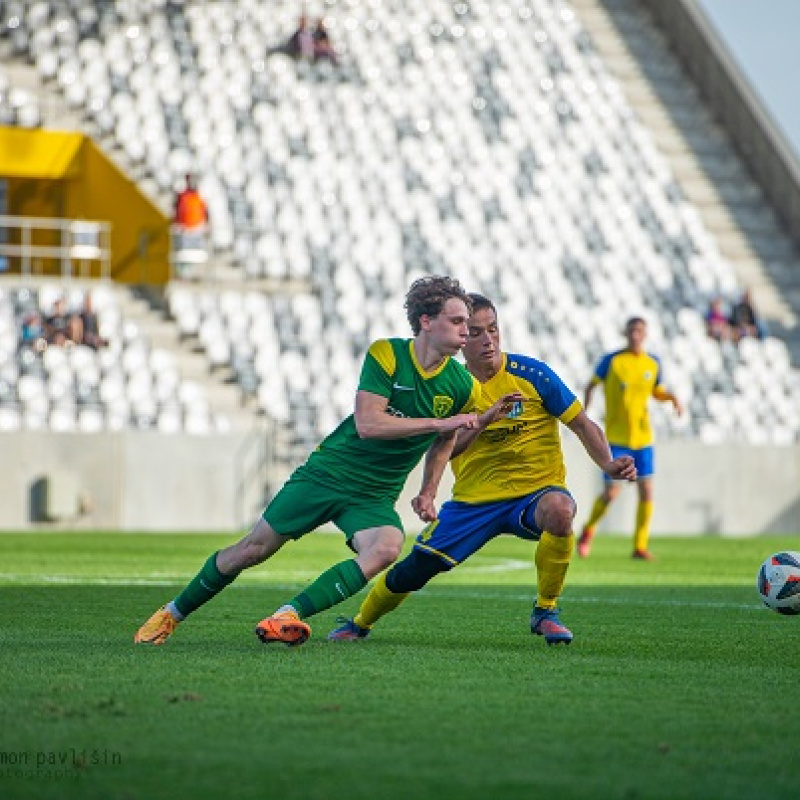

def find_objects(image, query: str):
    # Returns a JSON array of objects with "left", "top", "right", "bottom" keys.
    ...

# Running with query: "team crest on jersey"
[
  {"left": 506, "top": 401, "right": 523, "bottom": 419},
  {"left": 432, "top": 395, "right": 454, "bottom": 417}
]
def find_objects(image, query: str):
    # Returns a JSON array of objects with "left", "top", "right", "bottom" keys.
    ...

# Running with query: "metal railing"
[
  {"left": 170, "top": 224, "right": 214, "bottom": 281},
  {"left": 0, "top": 214, "right": 111, "bottom": 280}
]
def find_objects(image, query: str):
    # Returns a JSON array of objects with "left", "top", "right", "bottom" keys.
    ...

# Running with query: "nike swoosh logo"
[
  {"left": 335, "top": 582, "right": 347, "bottom": 599},
  {"left": 393, "top": 383, "right": 415, "bottom": 391}
]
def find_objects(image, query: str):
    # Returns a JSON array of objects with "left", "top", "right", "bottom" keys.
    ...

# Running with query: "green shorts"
[{"left": 263, "top": 466, "right": 403, "bottom": 542}]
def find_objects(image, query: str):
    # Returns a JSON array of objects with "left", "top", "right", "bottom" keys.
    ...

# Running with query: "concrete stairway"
[
  {"left": 1, "top": 49, "right": 314, "bottom": 292},
  {"left": 0, "top": 42, "right": 172, "bottom": 216},
  {"left": 115, "top": 285, "right": 260, "bottom": 432},
  {"left": 0, "top": 51, "right": 294, "bottom": 443},
  {"left": 0, "top": 54, "right": 82, "bottom": 131},
  {"left": 572, "top": 0, "right": 800, "bottom": 359}
]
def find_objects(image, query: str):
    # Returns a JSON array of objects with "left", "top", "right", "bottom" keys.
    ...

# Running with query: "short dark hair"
[
  {"left": 405, "top": 276, "right": 472, "bottom": 335},
  {"left": 625, "top": 316, "right": 646, "bottom": 331},
  {"left": 467, "top": 293, "right": 496, "bottom": 316}
]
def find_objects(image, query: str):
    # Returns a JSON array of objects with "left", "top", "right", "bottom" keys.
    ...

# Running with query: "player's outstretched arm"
[
  {"left": 566, "top": 411, "right": 637, "bottom": 482},
  {"left": 412, "top": 431, "right": 458, "bottom": 523},
  {"left": 354, "top": 391, "right": 479, "bottom": 440},
  {"left": 654, "top": 387, "right": 683, "bottom": 416}
]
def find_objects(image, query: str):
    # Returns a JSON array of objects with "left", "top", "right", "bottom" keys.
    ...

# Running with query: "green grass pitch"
[{"left": 1, "top": 532, "right": 799, "bottom": 800}]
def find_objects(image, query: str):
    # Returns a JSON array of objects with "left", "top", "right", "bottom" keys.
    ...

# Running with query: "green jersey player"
[{"left": 135, "top": 276, "right": 484, "bottom": 647}]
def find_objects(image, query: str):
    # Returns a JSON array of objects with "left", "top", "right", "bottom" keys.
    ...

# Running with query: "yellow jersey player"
[
  {"left": 328, "top": 294, "right": 636, "bottom": 645},
  {"left": 577, "top": 316, "right": 683, "bottom": 560},
  {"left": 135, "top": 276, "right": 484, "bottom": 647}
]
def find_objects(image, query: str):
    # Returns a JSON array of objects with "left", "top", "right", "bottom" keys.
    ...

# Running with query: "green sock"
[
  {"left": 289, "top": 559, "right": 368, "bottom": 619},
  {"left": 173, "top": 552, "right": 239, "bottom": 618}
]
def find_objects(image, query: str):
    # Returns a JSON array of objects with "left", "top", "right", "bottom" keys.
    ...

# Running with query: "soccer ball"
[{"left": 757, "top": 551, "right": 800, "bottom": 615}]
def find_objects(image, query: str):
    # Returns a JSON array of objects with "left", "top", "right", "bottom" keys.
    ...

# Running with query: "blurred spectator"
[
  {"left": 174, "top": 174, "right": 209, "bottom": 232},
  {"left": 19, "top": 309, "right": 45, "bottom": 353},
  {"left": 174, "top": 174, "right": 209, "bottom": 256},
  {"left": 44, "top": 297, "right": 77, "bottom": 346},
  {"left": 312, "top": 18, "right": 338, "bottom": 65},
  {"left": 74, "top": 294, "right": 105, "bottom": 350},
  {"left": 729, "top": 289, "right": 766, "bottom": 341},
  {"left": 285, "top": 15, "right": 314, "bottom": 61},
  {"left": 705, "top": 296, "right": 732, "bottom": 342}
]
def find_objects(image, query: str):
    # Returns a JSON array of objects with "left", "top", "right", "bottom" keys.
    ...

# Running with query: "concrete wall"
[
  {"left": 396, "top": 432, "right": 800, "bottom": 536},
  {"left": 561, "top": 434, "right": 800, "bottom": 536},
  {"left": 0, "top": 430, "right": 798, "bottom": 534},
  {"left": 0, "top": 430, "right": 268, "bottom": 532}
]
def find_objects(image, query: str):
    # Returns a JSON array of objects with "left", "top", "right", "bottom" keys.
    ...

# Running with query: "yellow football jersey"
[
  {"left": 451, "top": 354, "right": 581, "bottom": 503},
  {"left": 591, "top": 349, "right": 664, "bottom": 449}
]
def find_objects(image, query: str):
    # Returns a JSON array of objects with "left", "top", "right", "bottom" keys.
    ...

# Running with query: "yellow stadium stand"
[{"left": 0, "top": 127, "right": 169, "bottom": 283}]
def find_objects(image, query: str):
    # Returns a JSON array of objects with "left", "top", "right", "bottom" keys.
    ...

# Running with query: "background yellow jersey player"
[
  {"left": 328, "top": 293, "right": 636, "bottom": 645},
  {"left": 578, "top": 316, "right": 683, "bottom": 560}
]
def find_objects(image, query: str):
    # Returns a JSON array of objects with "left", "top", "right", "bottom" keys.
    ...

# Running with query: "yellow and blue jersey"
[
  {"left": 591, "top": 349, "right": 664, "bottom": 449},
  {"left": 451, "top": 353, "right": 581, "bottom": 503}
]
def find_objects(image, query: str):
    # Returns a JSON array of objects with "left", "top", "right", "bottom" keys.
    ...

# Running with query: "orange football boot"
[
  {"left": 255, "top": 611, "right": 311, "bottom": 646},
  {"left": 134, "top": 606, "right": 179, "bottom": 645}
]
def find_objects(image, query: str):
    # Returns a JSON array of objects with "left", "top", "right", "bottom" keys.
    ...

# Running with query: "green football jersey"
[{"left": 304, "top": 338, "right": 481, "bottom": 499}]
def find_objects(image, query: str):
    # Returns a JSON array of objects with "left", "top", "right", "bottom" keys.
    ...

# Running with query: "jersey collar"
[{"left": 409, "top": 340, "right": 450, "bottom": 379}]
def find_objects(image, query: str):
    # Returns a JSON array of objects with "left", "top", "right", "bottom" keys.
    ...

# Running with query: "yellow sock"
[
  {"left": 634, "top": 500, "right": 654, "bottom": 552},
  {"left": 583, "top": 495, "right": 610, "bottom": 535},
  {"left": 353, "top": 572, "right": 410, "bottom": 629},
  {"left": 535, "top": 531, "right": 574, "bottom": 609}
]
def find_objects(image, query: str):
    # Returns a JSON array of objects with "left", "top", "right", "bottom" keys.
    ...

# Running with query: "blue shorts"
[
  {"left": 413, "top": 487, "right": 574, "bottom": 567},
  {"left": 603, "top": 444, "right": 654, "bottom": 481}
]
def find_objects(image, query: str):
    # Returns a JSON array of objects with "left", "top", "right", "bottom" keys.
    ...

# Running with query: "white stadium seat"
[{"left": 2, "top": 0, "right": 799, "bottom": 448}]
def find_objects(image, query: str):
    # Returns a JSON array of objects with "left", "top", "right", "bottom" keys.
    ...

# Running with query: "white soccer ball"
[{"left": 757, "top": 551, "right": 800, "bottom": 615}]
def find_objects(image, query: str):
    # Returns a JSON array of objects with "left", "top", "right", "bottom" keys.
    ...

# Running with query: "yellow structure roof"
[{"left": 0, "top": 128, "right": 84, "bottom": 179}]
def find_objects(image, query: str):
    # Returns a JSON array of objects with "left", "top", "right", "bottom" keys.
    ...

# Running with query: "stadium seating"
[
  {"left": 2, "top": 0, "right": 800, "bottom": 453},
  {"left": 0, "top": 282, "right": 230, "bottom": 434},
  {"left": 0, "top": 62, "right": 40, "bottom": 127}
]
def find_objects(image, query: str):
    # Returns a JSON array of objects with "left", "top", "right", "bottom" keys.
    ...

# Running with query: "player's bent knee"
[
  {"left": 386, "top": 549, "right": 447, "bottom": 593},
  {"left": 547, "top": 521, "right": 573, "bottom": 538},
  {"left": 534, "top": 493, "right": 576, "bottom": 538},
  {"left": 365, "top": 539, "right": 403, "bottom": 569},
  {"left": 550, "top": 507, "right": 577, "bottom": 537}
]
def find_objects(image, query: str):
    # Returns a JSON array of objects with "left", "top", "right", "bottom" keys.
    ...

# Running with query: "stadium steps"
[
  {"left": 0, "top": 53, "right": 283, "bottom": 286},
  {"left": 116, "top": 285, "right": 260, "bottom": 431},
  {"left": 0, "top": 47, "right": 172, "bottom": 218},
  {"left": 0, "top": 46, "right": 78, "bottom": 132},
  {"left": 119, "top": 285, "right": 309, "bottom": 475},
  {"left": 573, "top": 0, "right": 800, "bottom": 359},
  {"left": 6, "top": 49, "right": 302, "bottom": 290}
]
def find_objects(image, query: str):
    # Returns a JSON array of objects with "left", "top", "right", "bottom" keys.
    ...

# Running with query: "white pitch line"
[
  {"left": 0, "top": 573, "right": 315, "bottom": 585},
  {"left": 0, "top": 574, "right": 184, "bottom": 586},
  {"left": 0, "top": 558, "right": 533, "bottom": 585},
  {"left": 0, "top": 573, "right": 764, "bottom": 610},
  {"left": 459, "top": 558, "right": 531, "bottom": 573}
]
